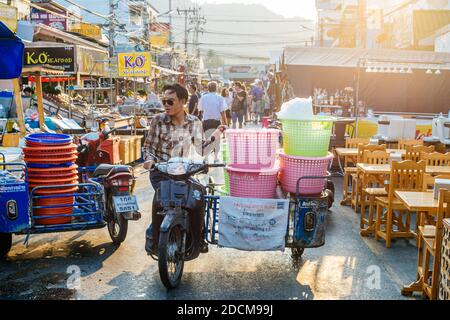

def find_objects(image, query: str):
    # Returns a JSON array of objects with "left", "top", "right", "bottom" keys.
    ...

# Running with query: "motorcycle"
[
  {"left": 146, "top": 136, "right": 224, "bottom": 289},
  {"left": 76, "top": 126, "right": 118, "bottom": 167},
  {"left": 76, "top": 127, "right": 141, "bottom": 244},
  {"left": 148, "top": 157, "right": 224, "bottom": 289}
]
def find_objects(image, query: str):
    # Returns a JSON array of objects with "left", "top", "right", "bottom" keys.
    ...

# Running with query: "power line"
[
  {"left": 61, "top": 0, "right": 112, "bottom": 19},
  {"left": 173, "top": 39, "right": 313, "bottom": 46},
  {"left": 171, "top": 16, "right": 311, "bottom": 23}
]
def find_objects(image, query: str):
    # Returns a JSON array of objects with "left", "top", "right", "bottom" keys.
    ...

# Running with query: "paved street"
[{"left": 0, "top": 166, "right": 421, "bottom": 300}]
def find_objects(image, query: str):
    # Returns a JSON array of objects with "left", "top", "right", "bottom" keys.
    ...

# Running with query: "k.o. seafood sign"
[{"left": 118, "top": 52, "right": 151, "bottom": 78}]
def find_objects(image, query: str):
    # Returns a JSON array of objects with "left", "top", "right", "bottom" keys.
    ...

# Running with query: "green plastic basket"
[
  {"left": 281, "top": 116, "right": 335, "bottom": 157},
  {"left": 223, "top": 169, "right": 230, "bottom": 194}
]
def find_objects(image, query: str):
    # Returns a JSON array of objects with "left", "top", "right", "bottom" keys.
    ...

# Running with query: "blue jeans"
[{"left": 232, "top": 111, "right": 244, "bottom": 128}]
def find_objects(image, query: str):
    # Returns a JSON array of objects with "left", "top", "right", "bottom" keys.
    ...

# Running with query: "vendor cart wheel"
[
  {"left": 107, "top": 196, "right": 128, "bottom": 244},
  {"left": 326, "top": 179, "right": 335, "bottom": 209},
  {"left": 291, "top": 247, "right": 305, "bottom": 259},
  {"left": 0, "top": 233, "right": 12, "bottom": 258},
  {"left": 158, "top": 224, "right": 185, "bottom": 290}
]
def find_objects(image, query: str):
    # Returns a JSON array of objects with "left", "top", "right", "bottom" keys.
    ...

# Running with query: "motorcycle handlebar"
[{"left": 208, "top": 163, "right": 225, "bottom": 168}]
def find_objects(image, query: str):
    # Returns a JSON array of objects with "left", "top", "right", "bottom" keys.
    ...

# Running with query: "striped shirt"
[{"left": 143, "top": 113, "right": 205, "bottom": 162}]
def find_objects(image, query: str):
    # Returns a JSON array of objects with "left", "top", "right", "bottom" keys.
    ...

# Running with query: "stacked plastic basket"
[
  {"left": 278, "top": 116, "right": 335, "bottom": 195},
  {"left": 225, "top": 129, "right": 280, "bottom": 199},
  {"left": 23, "top": 133, "right": 79, "bottom": 225}
]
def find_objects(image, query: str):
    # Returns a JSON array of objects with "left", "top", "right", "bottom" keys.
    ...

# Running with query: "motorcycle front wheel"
[{"left": 158, "top": 224, "right": 185, "bottom": 289}]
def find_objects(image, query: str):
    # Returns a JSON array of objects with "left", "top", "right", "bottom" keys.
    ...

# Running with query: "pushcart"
[
  {"left": 0, "top": 158, "right": 123, "bottom": 258},
  {"left": 204, "top": 175, "right": 331, "bottom": 261}
]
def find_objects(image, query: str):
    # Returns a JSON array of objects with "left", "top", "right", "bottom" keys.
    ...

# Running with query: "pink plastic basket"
[
  {"left": 225, "top": 129, "right": 280, "bottom": 170},
  {"left": 227, "top": 166, "right": 279, "bottom": 199},
  {"left": 279, "top": 152, "right": 333, "bottom": 195}
]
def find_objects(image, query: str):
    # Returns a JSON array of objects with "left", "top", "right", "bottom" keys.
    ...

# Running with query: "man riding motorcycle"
[{"left": 143, "top": 83, "right": 226, "bottom": 255}]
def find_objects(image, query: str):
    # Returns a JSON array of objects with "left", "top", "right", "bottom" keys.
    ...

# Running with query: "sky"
[{"left": 194, "top": 0, "right": 318, "bottom": 20}]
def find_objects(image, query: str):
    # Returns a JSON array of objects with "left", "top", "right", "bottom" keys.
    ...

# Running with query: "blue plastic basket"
[{"left": 26, "top": 133, "right": 72, "bottom": 145}]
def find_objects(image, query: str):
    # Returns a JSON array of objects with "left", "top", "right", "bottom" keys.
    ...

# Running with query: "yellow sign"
[
  {"left": 0, "top": 4, "right": 18, "bottom": 33},
  {"left": 150, "top": 33, "right": 169, "bottom": 48},
  {"left": 70, "top": 22, "right": 102, "bottom": 40},
  {"left": 118, "top": 52, "right": 151, "bottom": 78}
]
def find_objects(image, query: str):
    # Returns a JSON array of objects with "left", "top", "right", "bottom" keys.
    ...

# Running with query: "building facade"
[{"left": 316, "top": 0, "right": 450, "bottom": 51}]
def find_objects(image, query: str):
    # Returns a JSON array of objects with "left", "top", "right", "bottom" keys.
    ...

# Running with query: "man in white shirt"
[{"left": 198, "top": 81, "right": 227, "bottom": 162}]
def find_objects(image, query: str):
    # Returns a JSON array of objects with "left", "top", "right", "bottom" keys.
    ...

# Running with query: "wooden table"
[
  {"left": 357, "top": 164, "right": 450, "bottom": 176},
  {"left": 335, "top": 148, "right": 405, "bottom": 158},
  {"left": 395, "top": 191, "right": 443, "bottom": 298},
  {"left": 355, "top": 165, "right": 450, "bottom": 236},
  {"left": 334, "top": 148, "right": 405, "bottom": 177},
  {"left": 395, "top": 191, "right": 440, "bottom": 213}
]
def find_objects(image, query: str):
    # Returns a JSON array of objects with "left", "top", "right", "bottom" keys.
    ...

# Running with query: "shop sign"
[
  {"left": 150, "top": 23, "right": 169, "bottom": 48},
  {"left": 30, "top": 3, "right": 67, "bottom": 31},
  {"left": 118, "top": 52, "right": 151, "bottom": 78},
  {"left": 0, "top": 4, "right": 18, "bottom": 33},
  {"left": 24, "top": 46, "right": 75, "bottom": 73},
  {"left": 150, "top": 34, "right": 169, "bottom": 48},
  {"left": 69, "top": 22, "right": 102, "bottom": 40},
  {"left": 157, "top": 53, "right": 174, "bottom": 69},
  {"left": 77, "top": 47, "right": 108, "bottom": 76}
]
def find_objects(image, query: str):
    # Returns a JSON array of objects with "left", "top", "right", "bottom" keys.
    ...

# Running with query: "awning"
[
  {"left": 283, "top": 46, "right": 450, "bottom": 70},
  {"left": 33, "top": 23, "right": 107, "bottom": 51},
  {"left": 28, "top": 76, "right": 76, "bottom": 82},
  {"left": 22, "top": 65, "right": 65, "bottom": 76},
  {"left": 153, "top": 65, "right": 182, "bottom": 75}
]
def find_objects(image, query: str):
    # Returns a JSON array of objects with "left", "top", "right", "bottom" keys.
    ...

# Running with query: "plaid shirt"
[{"left": 143, "top": 113, "right": 205, "bottom": 162}]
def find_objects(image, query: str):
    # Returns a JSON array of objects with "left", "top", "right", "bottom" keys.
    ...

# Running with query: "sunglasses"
[{"left": 162, "top": 99, "right": 175, "bottom": 106}]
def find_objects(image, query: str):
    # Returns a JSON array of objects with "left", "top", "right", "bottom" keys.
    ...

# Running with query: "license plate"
[{"left": 113, "top": 195, "right": 139, "bottom": 213}]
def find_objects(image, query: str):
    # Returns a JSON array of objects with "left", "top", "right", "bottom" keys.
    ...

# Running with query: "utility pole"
[
  {"left": 320, "top": 18, "right": 324, "bottom": 47},
  {"left": 108, "top": 0, "right": 116, "bottom": 57},
  {"left": 169, "top": 0, "right": 173, "bottom": 48},
  {"left": 177, "top": 7, "right": 196, "bottom": 54},
  {"left": 358, "top": 0, "right": 367, "bottom": 48},
  {"left": 190, "top": 6, "right": 206, "bottom": 71},
  {"left": 142, "top": 3, "right": 150, "bottom": 51}
]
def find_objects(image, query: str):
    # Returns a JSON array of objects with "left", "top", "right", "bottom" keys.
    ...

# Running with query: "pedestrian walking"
[
  {"left": 198, "top": 81, "right": 228, "bottom": 162},
  {"left": 230, "top": 82, "right": 247, "bottom": 129},
  {"left": 221, "top": 87, "right": 232, "bottom": 126},
  {"left": 249, "top": 79, "right": 265, "bottom": 124},
  {"left": 188, "top": 83, "right": 201, "bottom": 118}
]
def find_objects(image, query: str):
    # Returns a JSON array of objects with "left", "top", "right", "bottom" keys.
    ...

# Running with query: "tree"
[{"left": 204, "top": 50, "right": 224, "bottom": 69}]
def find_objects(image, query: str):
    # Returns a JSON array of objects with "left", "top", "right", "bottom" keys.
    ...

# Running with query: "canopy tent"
[
  {"left": 0, "top": 21, "right": 26, "bottom": 134},
  {"left": 283, "top": 46, "right": 450, "bottom": 114},
  {"left": 0, "top": 21, "right": 24, "bottom": 79}
]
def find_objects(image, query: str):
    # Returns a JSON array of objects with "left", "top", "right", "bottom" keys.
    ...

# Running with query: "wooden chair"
[
  {"left": 350, "top": 144, "right": 387, "bottom": 211},
  {"left": 423, "top": 174, "right": 450, "bottom": 192},
  {"left": 403, "top": 189, "right": 450, "bottom": 299},
  {"left": 375, "top": 160, "right": 426, "bottom": 248},
  {"left": 341, "top": 138, "right": 370, "bottom": 204},
  {"left": 360, "top": 150, "right": 391, "bottom": 234},
  {"left": 421, "top": 152, "right": 450, "bottom": 166},
  {"left": 422, "top": 189, "right": 450, "bottom": 299},
  {"left": 406, "top": 145, "right": 435, "bottom": 162},
  {"left": 399, "top": 139, "right": 424, "bottom": 150}
]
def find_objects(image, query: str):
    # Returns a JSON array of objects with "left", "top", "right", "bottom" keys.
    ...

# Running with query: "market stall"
[{"left": 282, "top": 46, "right": 450, "bottom": 115}]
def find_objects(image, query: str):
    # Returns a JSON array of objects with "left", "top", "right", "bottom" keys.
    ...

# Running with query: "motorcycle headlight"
[{"left": 167, "top": 163, "right": 187, "bottom": 176}]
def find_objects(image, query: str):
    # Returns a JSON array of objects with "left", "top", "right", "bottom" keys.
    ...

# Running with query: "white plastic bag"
[
  {"left": 277, "top": 97, "right": 314, "bottom": 120},
  {"left": 218, "top": 197, "right": 290, "bottom": 252}
]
